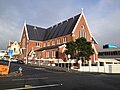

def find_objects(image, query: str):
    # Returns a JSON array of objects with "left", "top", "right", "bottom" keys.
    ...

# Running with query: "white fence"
[{"left": 78, "top": 60, "right": 120, "bottom": 73}]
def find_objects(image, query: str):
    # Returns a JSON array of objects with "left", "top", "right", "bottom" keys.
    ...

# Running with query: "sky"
[{"left": 0, "top": 0, "right": 120, "bottom": 50}]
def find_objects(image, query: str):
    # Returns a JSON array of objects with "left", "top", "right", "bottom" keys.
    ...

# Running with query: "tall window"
[
  {"left": 44, "top": 42, "right": 46, "bottom": 47},
  {"left": 63, "top": 37, "right": 67, "bottom": 43},
  {"left": 79, "top": 25, "right": 86, "bottom": 38},
  {"left": 47, "top": 41, "right": 50, "bottom": 46},
  {"left": 52, "top": 40, "right": 55, "bottom": 45},
  {"left": 79, "top": 30, "right": 86, "bottom": 38},
  {"left": 57, "top": 39, "right": 61, "bottom": 44},
  {"left": 36, "top": 42, "right": 40, "bottom": 47},
  {"left": 46, "top": 52, "right": 50, "bottom": 58},
  {"left": 52, "top": 51, "right": 56, "bottom": 57}
]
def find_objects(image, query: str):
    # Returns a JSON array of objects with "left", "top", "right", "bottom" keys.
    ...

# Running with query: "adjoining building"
[
  {"left": 19, "top": 9, "right": 98, "bottom": 63},
  {"left": 99, "top": 48, "right": 120, "bottom": 58},
  {"left": 98, "top": 44, "right": 120, "bottom": 64},
  {"left": 7, "top": 41, "right": 21, "bottom": 58},
  {"left": 0, "top": 50, "right": 7, "bottom": 60}
]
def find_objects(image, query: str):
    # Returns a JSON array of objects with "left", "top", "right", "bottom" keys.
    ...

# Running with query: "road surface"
[{"left": 0, "top": 60, "right": 120, "bottom": 90}]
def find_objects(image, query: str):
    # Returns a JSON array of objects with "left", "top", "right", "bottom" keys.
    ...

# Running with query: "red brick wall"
[{"left": 73, "top": 15, "right": 92, "bottom": 42}]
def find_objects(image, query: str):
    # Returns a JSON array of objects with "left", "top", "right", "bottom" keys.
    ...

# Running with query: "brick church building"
[{"left": 19, "top": 10, "right": 98, "bottom": 63}]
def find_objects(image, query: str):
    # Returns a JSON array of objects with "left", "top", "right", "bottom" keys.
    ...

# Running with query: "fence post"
[
  {"left": 97, "top": 61, "right": 100, "bottom": 72},
  {"left": 78, "top": 60, "right": 82, "bottom": 71},
  {"left": 89, "top": 60, "right": 91, "bottom": 72},
  {"left": 71, "top": 60, "right": 74, "bottom": 69},
  {"left": 52, "top": 60, "right": 55, "bottom": 66},
  {"left": 48, "top": 61, "right": 50, "bottom": 66},
  {"left": 104, "top": 61, "right": 106, "bottom": 73}
]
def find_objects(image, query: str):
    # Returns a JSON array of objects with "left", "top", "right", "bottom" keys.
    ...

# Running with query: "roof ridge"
[
  {"left": 26, "top": 23, "right": 46, "bottom": 30},
  {"left": 47, "top": 13, "right": 81, "bottom": 29}
]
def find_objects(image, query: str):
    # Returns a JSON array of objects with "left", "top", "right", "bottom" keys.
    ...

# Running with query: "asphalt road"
[{"left": 0, "top": 60, "right": 120, "bottom": 90}]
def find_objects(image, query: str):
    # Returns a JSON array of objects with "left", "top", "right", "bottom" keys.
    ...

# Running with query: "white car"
[{"left": 10, "top": 58, "right": 18, "bottom": 62}]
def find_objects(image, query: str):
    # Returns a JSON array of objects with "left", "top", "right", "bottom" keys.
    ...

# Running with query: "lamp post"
[
  {"left": 68, "top": 54, "right": 71, "bottom": 71},
  {"left": 26, "top": 41, "right": 28, "bottom": 64}
]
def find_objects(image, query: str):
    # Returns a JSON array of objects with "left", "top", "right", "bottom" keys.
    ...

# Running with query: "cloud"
[
  {"left": 85, "top": 0, "right": 120, "bottom": 49},
  {"left": 0, "top": 0, "right": 120, "bottom": 50}
]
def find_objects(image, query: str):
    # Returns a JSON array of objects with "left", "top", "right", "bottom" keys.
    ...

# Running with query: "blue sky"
[{"left": 0, "top": 0, "right": 120, "bottom": 49}]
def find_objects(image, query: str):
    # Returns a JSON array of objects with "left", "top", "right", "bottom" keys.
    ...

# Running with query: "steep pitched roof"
[
  {"left": 25, "top": 14, "right": 81, "bottom": 41},
  {"left": 26, "top": 24, "right": 46, "bottom": 41},
  {"left": 44, "top": 14, "right": 80, "bottom": 40}
]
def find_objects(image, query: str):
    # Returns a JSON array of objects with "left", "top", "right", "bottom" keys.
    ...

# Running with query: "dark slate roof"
[
  {"left": 44, "top": 14, "right": 80, "bottom": 40},
  {"left": 26, "top": 24, "right": 46, "bottom": 41},
  {"left": 26, "top": 13, "right": 81, "bottom": 41}
]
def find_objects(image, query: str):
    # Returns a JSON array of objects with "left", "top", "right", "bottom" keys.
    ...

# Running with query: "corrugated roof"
[{"left": 26, "top": 14, "right": 81, "bottom": 41}]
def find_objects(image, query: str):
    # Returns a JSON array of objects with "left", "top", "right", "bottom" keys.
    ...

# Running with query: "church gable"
[{"left": 72, "top": 14, "right": 92, "bottom": 42}]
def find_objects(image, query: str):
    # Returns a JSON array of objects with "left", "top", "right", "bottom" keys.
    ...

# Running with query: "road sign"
[{"left": 8, "top": 50, "right": 14, "bottom": 56}]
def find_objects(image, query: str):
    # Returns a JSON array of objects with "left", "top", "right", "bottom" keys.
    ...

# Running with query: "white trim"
[
  {"left": 72, "top": 13, "right": 82, "bottom": 34},
  {"left": 20, "top": 22, "right": 29, "bottom": 42},
  {"left": 72, "top": 9, "right": 98, "bottom": 44},
  {"left": 82, "top": 12, "right": 98, "bottom": 44},
  {"left": 92, "top": 37, "right": 98, "bottom": 44},
  {"left": 6, "top": 84, "right": 62, "bottom": 90},
  {"left": 92, "top": 44, "right": 98, "bottom": 54},
  {"left": 82, "top": 11, "right": 92, "bottom": 37},
  {"left": 24, "top": 23, "right": 29, "bottom": 40},
  {"left": 20, "top": 22, "right": 25, "bottom": 42},
  {"left": 62, "top": 47, "right": 66, "bottom": 53},
  {"left": 58, "top": 44, "right": 66, "bottom": 48}
]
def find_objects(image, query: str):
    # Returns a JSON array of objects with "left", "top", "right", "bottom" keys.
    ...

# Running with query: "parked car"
[
  {"left": 10, "top": 58, "right": 18, "bottom": 62},
  {"left": 17, "top": 60, "right": 25, "bottom": 64}
]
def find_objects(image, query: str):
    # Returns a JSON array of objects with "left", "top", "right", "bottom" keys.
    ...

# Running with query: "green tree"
[
  {"left": 65, "top": 37, "right": 94, "bottom": 60},
  {"left": 65, "top": 41, "right": 76, "bottom": 59},
  {"left": 75, "top": 37, "right": 94, "bottom": 60}
]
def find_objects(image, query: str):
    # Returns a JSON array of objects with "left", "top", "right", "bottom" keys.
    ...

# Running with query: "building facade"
[
  {"left": 19, "top": 10, "right": 98, "bottom": 63},
  {"left": 7, "top": 41, "right": 21, "bottom": 58}
]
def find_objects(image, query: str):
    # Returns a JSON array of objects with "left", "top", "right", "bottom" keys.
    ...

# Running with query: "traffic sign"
[{"left": 8, "top": 50, "right": 14, "bottom": 56}]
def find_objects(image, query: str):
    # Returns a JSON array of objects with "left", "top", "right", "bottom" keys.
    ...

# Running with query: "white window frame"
[
  {"left": 47, "top": 41, "right": 50, "bottom": 46},
  {"left": 57, "top": 39, "right": 61, "bottom": 44},
  {"left": 44, "top": 42, "right": 46, "bottom": 47},
  {"left": 52, "top": 51, "right": 56, "bottom": 57},
  {"left": 63, "top": 37, "right": 67, "bottom": 43},
  {"left": 52, "top": 40, "right": 55, "bottom": 45},
  {"left": 46, "top": 52, "right": 50, "bottom": 58},
  {"left": 36, "top": 42, "right": 40, "bottom": 47}
]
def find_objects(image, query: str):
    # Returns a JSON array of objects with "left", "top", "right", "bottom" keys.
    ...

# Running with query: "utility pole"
[{"left": 26, "top": 41, "right": 28, "bottom": 64}]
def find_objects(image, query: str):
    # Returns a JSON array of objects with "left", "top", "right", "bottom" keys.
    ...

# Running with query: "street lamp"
[
  {"left": 26, "top": 41, "right": 28, "bottom": 64},
  {"left": 68, "top": 54, "right": 71, "bottom": 71}
]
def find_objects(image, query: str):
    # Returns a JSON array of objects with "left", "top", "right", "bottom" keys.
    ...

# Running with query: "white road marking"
[
  {"left": 6, "top": 83, "right": 63, "bottom": 90},
  {"left": 34, "top": 68, "right": 45, "bottom": 70},
  {"left": 12, "top": 77, "right": 48, "bottom": 81}
]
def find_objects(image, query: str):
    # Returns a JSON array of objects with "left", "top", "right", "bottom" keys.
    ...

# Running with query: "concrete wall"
[{"left": 78, "top": 61, "right": 120, "bottom": 73}]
